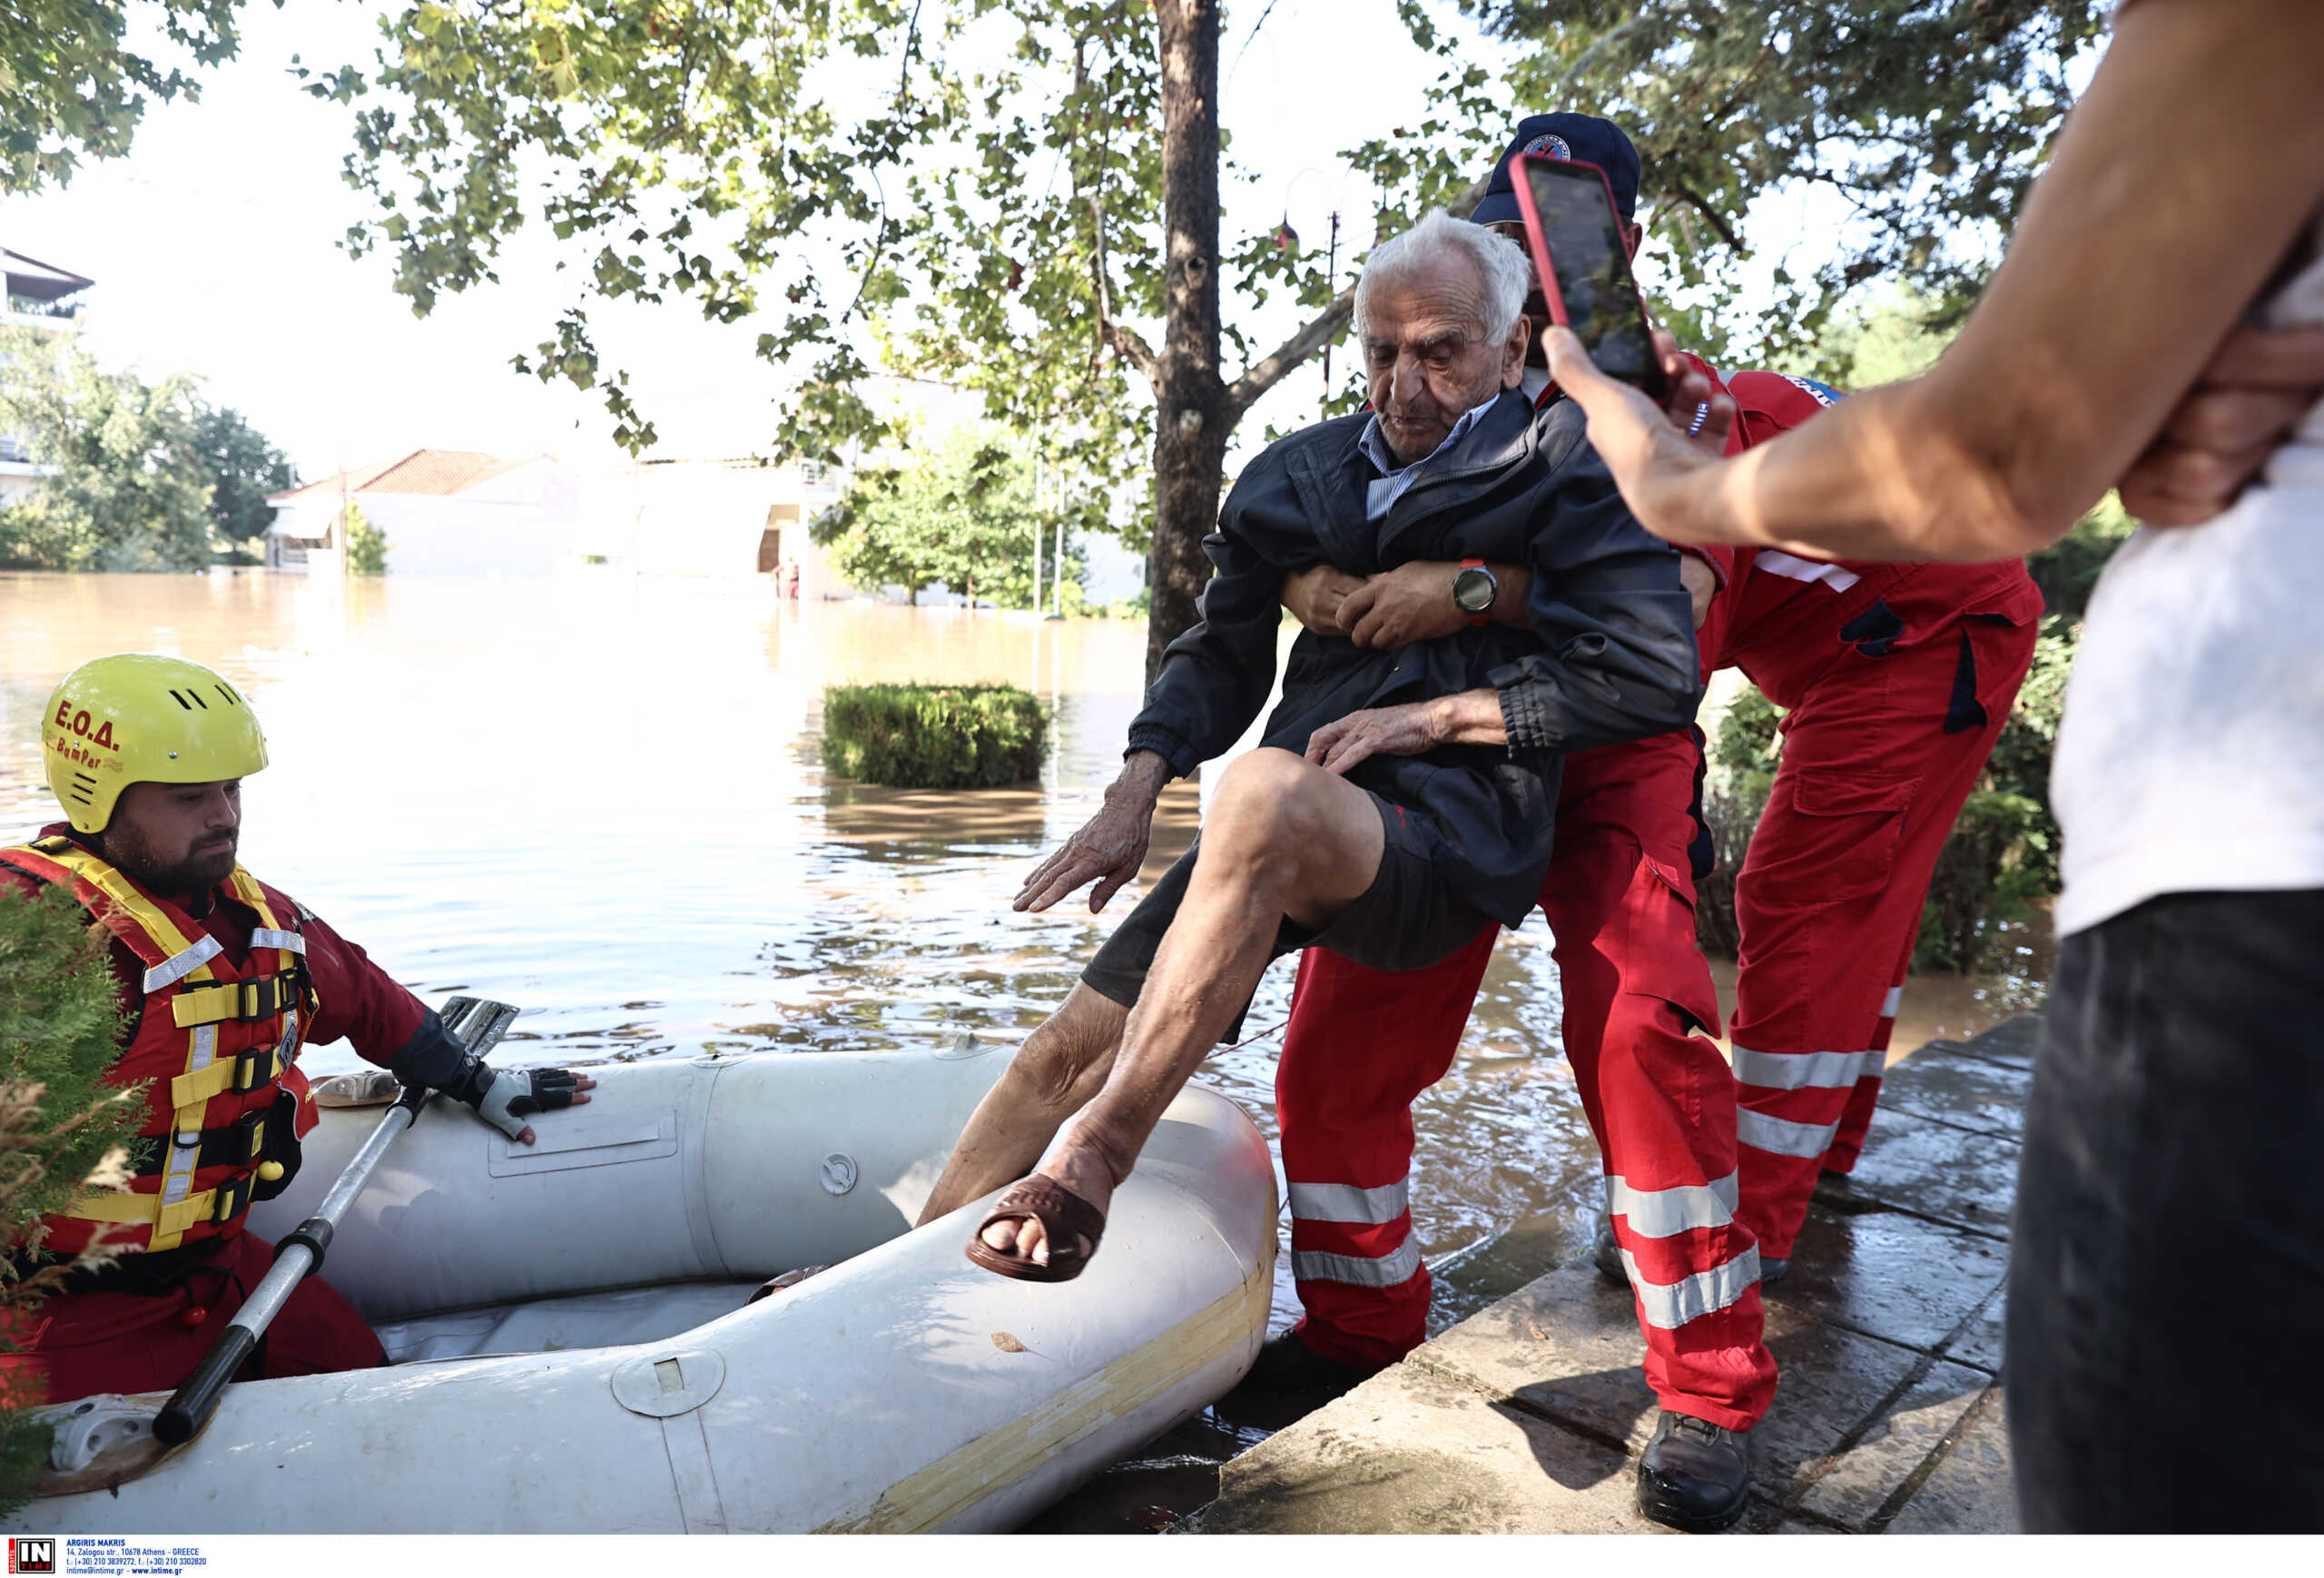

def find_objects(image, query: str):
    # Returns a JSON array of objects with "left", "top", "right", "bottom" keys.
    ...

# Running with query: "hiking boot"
[
  {"left": 1636, "top": 1409, "right": 1752, "bottom": 1532},
  {"left": 1216, "top": 1331, "right": 1387, "bottom": 1424},
  {"left": 1758, "top": 1255, "right": 1789, "bottom": 1287}
]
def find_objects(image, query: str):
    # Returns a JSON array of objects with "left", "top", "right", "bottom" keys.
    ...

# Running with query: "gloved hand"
[{"left": 448, "top": 1063, "right": 595, "bottom": 1144}]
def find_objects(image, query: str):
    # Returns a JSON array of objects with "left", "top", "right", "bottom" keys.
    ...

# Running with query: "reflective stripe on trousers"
[
  {"left": 1613, "top": 1245, "right": 1763, "bottom": 1330},
  {"left": 1291, "top": 1238, "right": 1423, "bottom": 1288}
]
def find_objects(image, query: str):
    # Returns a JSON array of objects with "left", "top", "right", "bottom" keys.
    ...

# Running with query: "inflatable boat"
[{"left": 9, "top": 1040, "right": 1277, "bottom": 1534}]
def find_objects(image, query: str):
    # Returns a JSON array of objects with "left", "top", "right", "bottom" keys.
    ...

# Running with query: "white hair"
[{"left": 1353, "top": 210, "right": 1532, "bottom": 347}]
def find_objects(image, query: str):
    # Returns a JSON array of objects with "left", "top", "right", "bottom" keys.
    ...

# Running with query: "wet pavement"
[{"left": 1152, "top": 1016, "right": 2038, "bottom": 1535}]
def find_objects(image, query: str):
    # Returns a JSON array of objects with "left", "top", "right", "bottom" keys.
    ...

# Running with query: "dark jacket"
[{"left": 1124, "top": 389, "right": 1701, "bottom": 925}]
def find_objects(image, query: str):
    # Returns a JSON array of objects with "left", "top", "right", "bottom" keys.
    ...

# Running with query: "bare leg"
[
  {"left": 980, "top": 749, "right": 1386, "bottom": 1265},
  {"left": 916, "top": 984, "right": 1129, "bottom": 1226}
]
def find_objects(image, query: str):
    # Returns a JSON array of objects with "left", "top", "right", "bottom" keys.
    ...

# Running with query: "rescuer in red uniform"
[
  {"left": 1243, "top": 113, "right": 2040, "bottom": 1534},
  {"left": 0, "top": 654, "right": 596, "bottom": 1406}
]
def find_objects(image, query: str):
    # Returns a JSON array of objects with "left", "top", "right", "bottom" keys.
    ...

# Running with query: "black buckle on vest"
[
  {"left": 210, "top": 1171, "right": 254, "bottom": 1226},
  {"left": 230, "top": 1042, "right": 284, "bottom": 1095},
  {"left": 230, "top": 1106, "right": 267, "bottom": 1166},
  {"left": 233, "top": 976, "right": 288, "bottom": 1021}
]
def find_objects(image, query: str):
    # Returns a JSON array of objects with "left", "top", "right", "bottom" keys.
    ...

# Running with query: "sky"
[{"left": 0, "top": 0, "right": 1536, "bottom": 483}]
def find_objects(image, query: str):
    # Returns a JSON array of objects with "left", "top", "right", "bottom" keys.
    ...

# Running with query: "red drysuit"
[{"left": 1276, "top": 370, "right": 2038, "bottom": 1429}]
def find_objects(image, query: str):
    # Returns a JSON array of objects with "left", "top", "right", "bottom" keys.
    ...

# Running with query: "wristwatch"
[{"left": 1452, "top": 558, "right": 1498, "bottom": 627}]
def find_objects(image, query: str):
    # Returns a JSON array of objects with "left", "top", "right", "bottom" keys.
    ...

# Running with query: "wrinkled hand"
[
  {"left": 1543, "top": 325, "right": 1735, "bottom": 546},
  {"left": 465, "top": 1066, "right": 596, "bottom": 1146},
  {"left": 2118, "top": 325, "right": 2324, "bottom": 527},
  {"left": 1015, "top": 792, "right": 1155, "bottom": 914},
  {"left": 1305, "top": 701, "right": 1448, "bottom": 776},
  {"left": 1282, "top": 564, "right": 1366, "bottom": 636},
  {"left": 1341, "top": 561, "right": 1467, "bottom": 650}
]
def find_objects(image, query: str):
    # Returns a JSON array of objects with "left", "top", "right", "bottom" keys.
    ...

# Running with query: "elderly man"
[{"left": 921, "top": 211, "right": 1699, "bottom": 1303}]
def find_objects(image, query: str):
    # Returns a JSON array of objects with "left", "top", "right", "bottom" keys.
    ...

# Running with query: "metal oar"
[{"left": 153, "top": 996, "right": 521, "bottom": 1447}]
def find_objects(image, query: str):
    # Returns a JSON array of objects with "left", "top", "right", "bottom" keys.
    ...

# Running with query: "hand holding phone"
[{"left": 1510, "top": 153, "right": 1669, "bottom": 403}]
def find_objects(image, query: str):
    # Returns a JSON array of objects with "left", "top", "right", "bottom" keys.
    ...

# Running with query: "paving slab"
[
  {"left": 1415, "top": 1265, "right": 1946, "bottom": 1506},
  {"left": 1954, "top": 1013, "right": 2042, "bottom": 1070},
  {"left": 1884, "top": 1388, "right": 2017, "bottom": 1534},
  {"left": 1828, "top": 1109, "right": 2020, "bottom": 1238},
  {"left": 1794, "top": 1361, "right": 1994, "bottom": 1529},
  {"left": 1776, "top": 1205, "right": 2010, "bottom": 1354},
  {"left": 1877, "top": 1042, "right": 2034, "bottom": 1140},
  {"left": 1940, "top": 1286, "right": 2006, "bottom": 1376},
  {"left": 1192, "top": 1361, "right": 1663, "bottom": 1534}
]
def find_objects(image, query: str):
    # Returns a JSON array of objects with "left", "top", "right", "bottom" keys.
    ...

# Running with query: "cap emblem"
[{"left": 1523, "top": 133, "right": 1572, "bottom": 160}]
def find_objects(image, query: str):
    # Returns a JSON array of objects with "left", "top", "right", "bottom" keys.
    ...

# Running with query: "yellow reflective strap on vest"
[
  {"left": 66, "top": 1180, "right": 247, "bottom": 1245},
  {"left": 20, "top": 843, "right": 220, "bottom": 988},
  {"left": 168, "top": 1042, "right": 287, "bottom": 1110},
  {"left": 170, "top": 973, "right": 296, "bottom": 1028}
]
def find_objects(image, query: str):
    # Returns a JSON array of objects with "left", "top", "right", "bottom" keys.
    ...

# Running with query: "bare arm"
[{"left": 1547, "top": 0, "right": 2324, "bottom": 562}]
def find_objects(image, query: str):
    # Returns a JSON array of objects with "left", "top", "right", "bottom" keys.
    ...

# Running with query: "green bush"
[
  {"left": 822, "top": 683, "right": 1049, "bottom": 788},
  {"left": 0, "top": 884, "right": 145, "bottom": 1514},
  {"left": 342, "top": 499, "right": 389, "bottom": 577}
]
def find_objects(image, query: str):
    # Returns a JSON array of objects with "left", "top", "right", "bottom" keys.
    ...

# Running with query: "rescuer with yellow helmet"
[{"left": 1, "top": 653, "right": 596, "bottom": 1405}]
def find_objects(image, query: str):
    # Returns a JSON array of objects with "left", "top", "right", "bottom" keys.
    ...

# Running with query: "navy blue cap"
[{"left": 1468, "top": 113, "right": 1641, "bottom": 226}]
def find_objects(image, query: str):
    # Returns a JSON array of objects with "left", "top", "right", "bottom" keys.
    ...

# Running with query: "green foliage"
[
  {"left": 0, "top": 2, "right": 257, "bottom": 192},
  {"left": 189, "top": 401, "right": 295, "bottom": 544},
  {"left": 813, "top": 428, "right": 1089, "bottom": 608},
  {"left": 2026, "top": 497, "right": 2136, "bottom": 621},
  {"left": 0, "top": 329, "right": 215, "bottom": 570},
  {"left": 0, "top": 884, "right": 144, "bottom": 1514},
  {"left": 822, "top": 682, "right": 1049, "bottom": 789},
  {"left": 1416, "top": 2, "right": 2109, "bottom": 368},
  {"left": 341, "top": 498, "right": 389, "bottom": 576}
]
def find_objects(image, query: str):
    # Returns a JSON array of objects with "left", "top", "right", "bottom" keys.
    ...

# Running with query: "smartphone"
[{"left": 1509, "top": 152, "right": 1669, "bottom": 402}]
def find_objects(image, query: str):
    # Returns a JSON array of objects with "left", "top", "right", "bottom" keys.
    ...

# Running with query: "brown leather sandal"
[{"left": 964, "top": 1176, "right": 1108, "bottom": 1283}]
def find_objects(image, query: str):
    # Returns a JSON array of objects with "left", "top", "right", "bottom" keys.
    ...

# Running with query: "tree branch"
[
  {"left": 1087, "top": 192, "right": 1160, "bottom": 385},
  {"left": 1224, "top": 285, "right": 1350, "bottom": 415},
  {"left": 1668, "top": 181, "right": 1743, "bottom": 251}
]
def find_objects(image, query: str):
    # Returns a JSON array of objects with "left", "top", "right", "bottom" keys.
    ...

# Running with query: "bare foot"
[{"left": 978, "top": 1145, "right": 1115, "bottom": 1267}]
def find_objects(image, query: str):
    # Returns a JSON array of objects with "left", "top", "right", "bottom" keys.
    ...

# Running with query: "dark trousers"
[{"left": 2009, "top": 887, "right": 2324, "bottom": 1533}]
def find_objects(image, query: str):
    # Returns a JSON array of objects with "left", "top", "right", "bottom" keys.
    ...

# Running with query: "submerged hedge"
[{"left": 822, "top": 682, "right": 1049, "bottom": 789}]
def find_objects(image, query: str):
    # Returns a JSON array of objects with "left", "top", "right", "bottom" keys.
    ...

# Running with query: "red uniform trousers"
[
  {"left": 1724, "top": 567, "right": 2040, "bottom": 1257},
  {"left": 0, "top": 1229, "right": 384, "bottom": 1406},
  {"left": 1277, "top": 727, "right": 1777, "bottom": 1431}
]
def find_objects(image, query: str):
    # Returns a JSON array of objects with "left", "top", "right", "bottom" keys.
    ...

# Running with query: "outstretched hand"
[
  {"left": 1542, "top": 326, "right": 1744, "bottom": 547},
  {"left": 1015, "top": 794, "right": 1155, "bottom": 914}
]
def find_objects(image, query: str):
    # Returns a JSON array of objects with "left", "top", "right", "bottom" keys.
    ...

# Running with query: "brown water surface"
[{"left": 0, "top": 569, "right": 2049, "bottom": 1528}]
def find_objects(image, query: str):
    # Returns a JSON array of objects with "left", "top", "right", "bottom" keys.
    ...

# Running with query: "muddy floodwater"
[{"left": 1, "top": 569, "right": 2050, "bottom": 1528}]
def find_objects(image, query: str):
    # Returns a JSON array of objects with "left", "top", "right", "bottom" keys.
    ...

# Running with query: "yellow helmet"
[{"left": 41, "top": 655, "right": 269, "bottom": 833}]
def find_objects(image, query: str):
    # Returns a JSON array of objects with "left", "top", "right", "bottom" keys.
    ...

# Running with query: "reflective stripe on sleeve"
[
  {"left": 1755, "top": 550, "right": 1862, "bottom": 593},
  {"left": 1606, "top": 1171, "right": 1738, "bottom": 1238},
  {"left": 1287, "top": 1179, "right": 1409, "bottom": 1226},
  {"left": 249, "top": 928, "right": 307, "bottom": 954},
  {"left": 1291, "top": 1238, "right": 1423, "bottom": 1289},
  {"left": 1618, "top": 1247, "right": 1762, "bottom": 1330},
  {"left": 1738, "top": 1109, "right": 1842, "bottom": 1159},
  {"left": 142, "top": 935, "right": 223, "bottom": 993},
  {"left": 1731, "top": 1044, "right": 1876, "bottom": 1092},
  {"left": 1881, "top": 986, "right": 1903, "bottom": 1019}
]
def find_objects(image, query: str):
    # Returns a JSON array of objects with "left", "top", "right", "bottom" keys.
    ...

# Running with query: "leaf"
[{"left": 990, "top": 1331, "right": 1029, "bottom": 1354}]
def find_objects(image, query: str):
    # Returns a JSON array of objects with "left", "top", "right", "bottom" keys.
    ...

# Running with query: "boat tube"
[{"left": 8, "top": 1041, "right": 1276, "bottom": 1534}]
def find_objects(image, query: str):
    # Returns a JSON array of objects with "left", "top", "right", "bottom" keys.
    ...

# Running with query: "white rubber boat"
[{"left": 9, "top": 1041, "right": 1276, "bottom": 1534}]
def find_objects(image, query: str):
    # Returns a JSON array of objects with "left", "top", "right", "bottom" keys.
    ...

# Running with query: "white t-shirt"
[{"left": 2050, "top": 215, "right": 2324, "bottom": 934}]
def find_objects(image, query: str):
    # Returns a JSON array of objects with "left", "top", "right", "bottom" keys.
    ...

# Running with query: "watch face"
[{"left": 1453, "top": 565, "right": 1497, "bottom": 614}]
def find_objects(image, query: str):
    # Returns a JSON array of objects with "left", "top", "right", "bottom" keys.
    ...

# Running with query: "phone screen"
[{"left": 1518, "top": 156, "right": 1667, "bottom": 400}]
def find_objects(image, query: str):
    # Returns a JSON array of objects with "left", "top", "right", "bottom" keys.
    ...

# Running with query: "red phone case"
[{"left": 1507, "top": 152, "right": 1664, "bottom": 397}]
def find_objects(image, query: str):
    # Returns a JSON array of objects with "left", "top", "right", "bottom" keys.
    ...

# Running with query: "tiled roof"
[{"left": 267, "top": 450, "right": 534, "bottom": 504}]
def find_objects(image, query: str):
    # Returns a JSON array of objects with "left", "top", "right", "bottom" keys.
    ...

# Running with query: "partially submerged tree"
[
  {"left": 312, "top": 0, "right": 1384, "bottom": 676},
  {"left": 817, "top": 427, "right": 1083, "bottom": 608},
  {"left": 0, "top": 330, "right": 215, "bottom": 571},
  {"left": 190, "top": 401, "right": 296, "bottom": 546}
]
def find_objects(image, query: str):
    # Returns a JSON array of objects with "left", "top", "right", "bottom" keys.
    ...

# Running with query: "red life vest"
[{"left": 0, "top": 836, "right": 319, "bottom": 1257}]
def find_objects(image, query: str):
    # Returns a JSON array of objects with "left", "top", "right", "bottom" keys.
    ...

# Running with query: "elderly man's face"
[{"left": 1360, "top": 255, "right": 1528, "bottom": 465}]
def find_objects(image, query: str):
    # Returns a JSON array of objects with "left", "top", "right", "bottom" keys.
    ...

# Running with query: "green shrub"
[
  {"left": 0, "top": 884, "right": 145, "bottom": 1514},
  {"left": 342, "top": 499, "right": 389, "bottom": 577},
  {"left": 822, "top": 682, "right": 1049, "bottom": 788}
]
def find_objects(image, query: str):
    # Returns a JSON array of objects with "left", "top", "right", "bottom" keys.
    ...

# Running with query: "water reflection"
[{"left": 2, "top": 569, "right": 2048, "bottom": 1482}]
